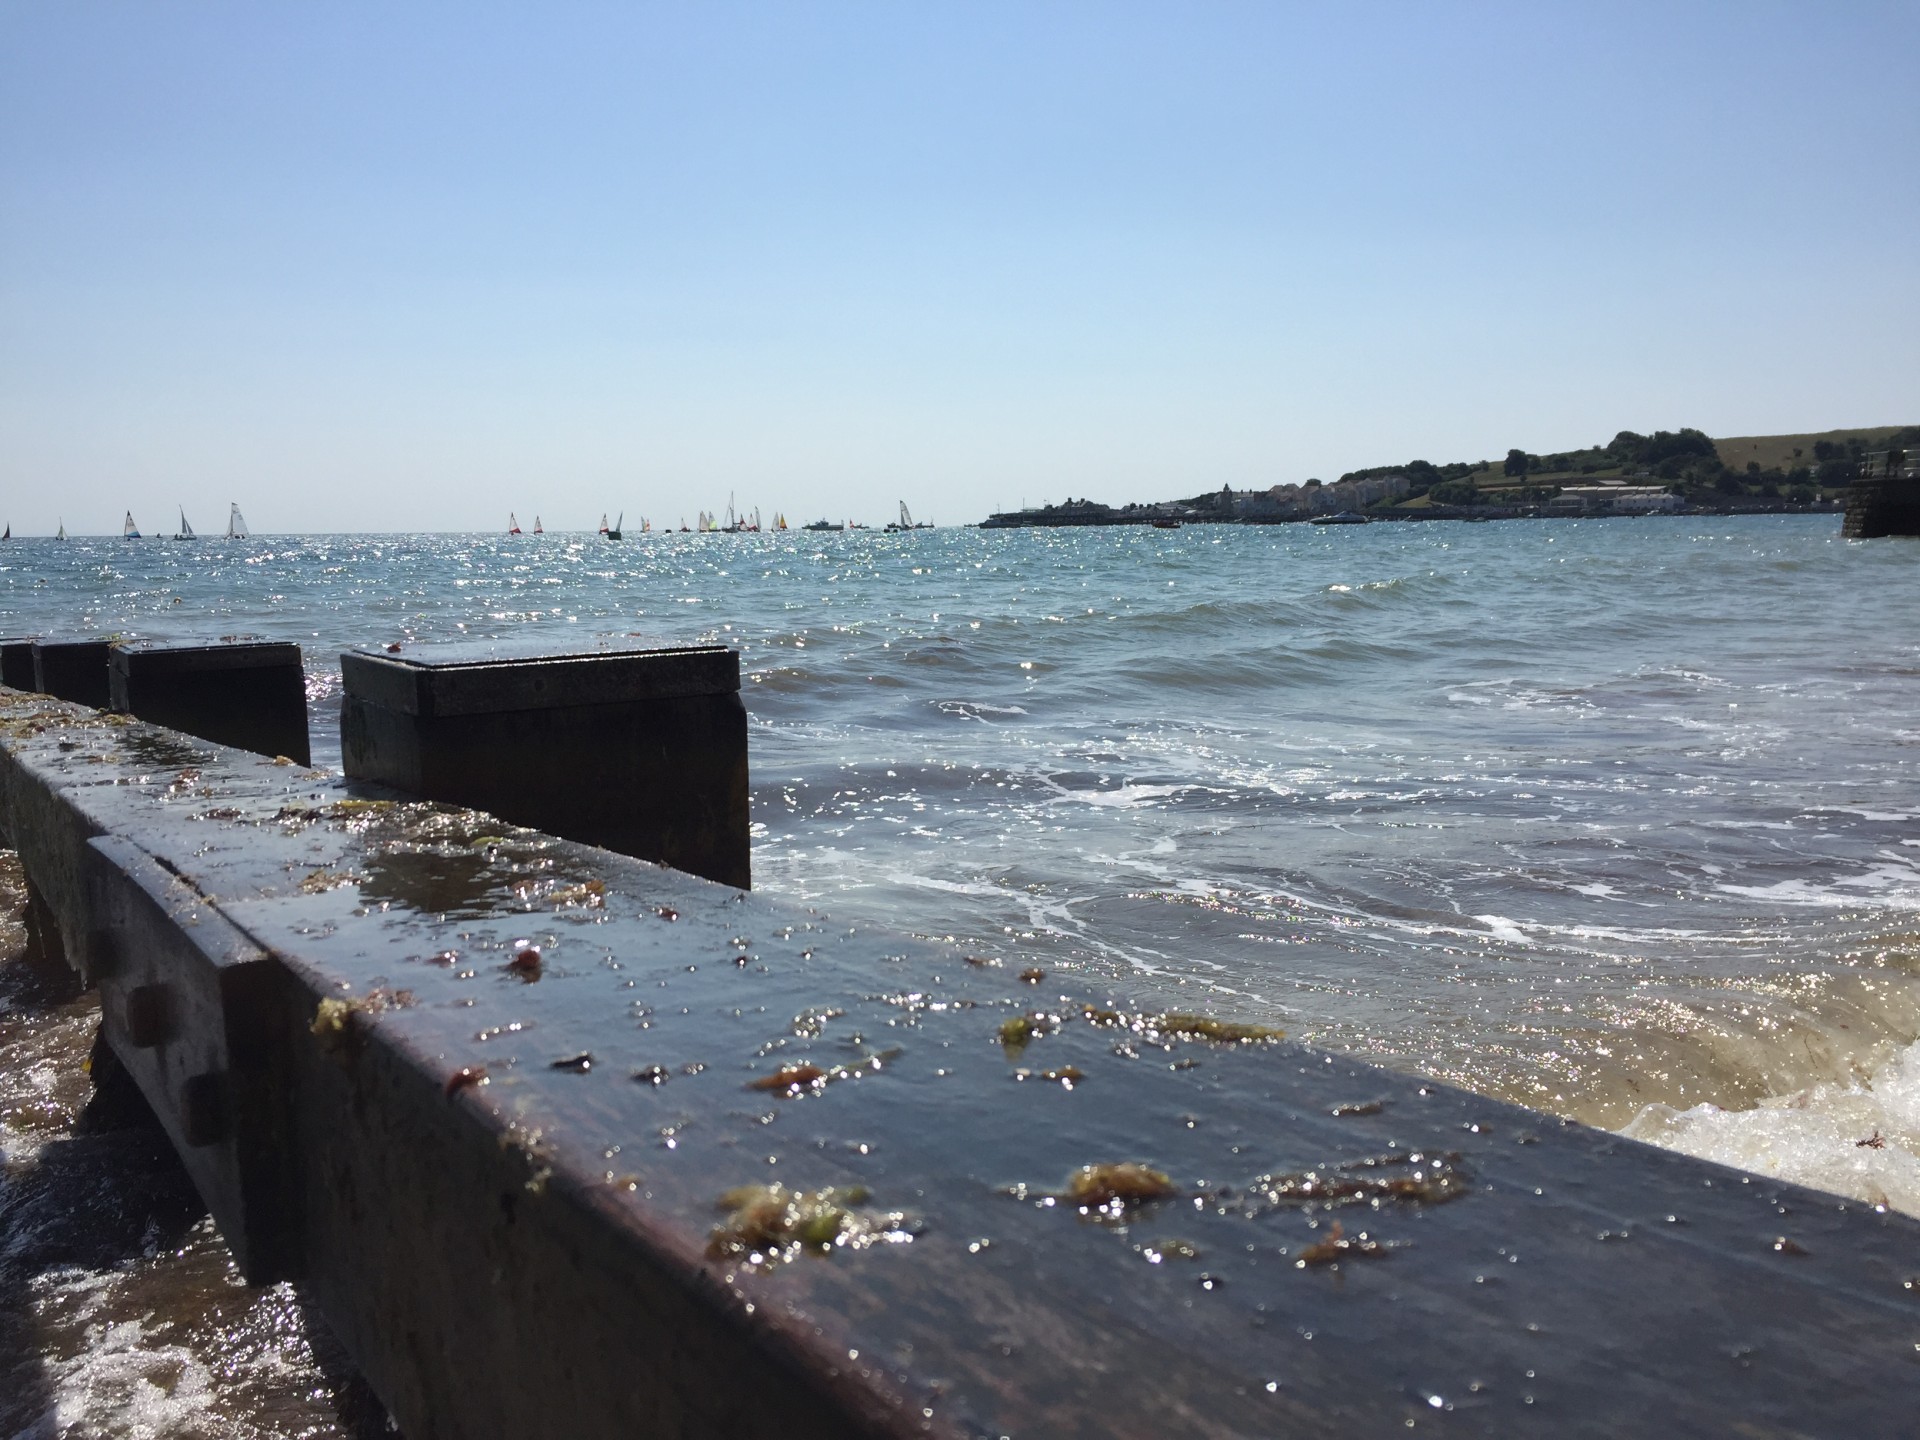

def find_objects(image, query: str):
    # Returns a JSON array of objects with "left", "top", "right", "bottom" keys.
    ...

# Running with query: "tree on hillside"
[
  {"left": 1503, "top": 448, "right": 1530, "bottom": 478},
  {"left": 1607, "top": 428, "right": 1717, "bottom": 468}
]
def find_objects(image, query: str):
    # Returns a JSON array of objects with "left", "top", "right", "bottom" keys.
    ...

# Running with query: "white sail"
[
  {"left": 900, "top": 501, "right": 912, "bottom": 528},
  {"left": 533, "top": 515, "right": 543, "bottom": 534},
  {"left": 599, "top": 513, "right": 609, "bottom": 535},
  {"left": 227, "top": 504, "right": 248, "bottom": 538},
  {"left": 56, "top": 520, "right": 67, "bottom": 541},
  {"left": 509, "top": 512, "right": 521, "bottom": 534},
  {"left": 123, "top": 511, "right": 140, "bottom": 539},
  {"left": 178, "top": 506, "right": 195, "bottom": 539}
]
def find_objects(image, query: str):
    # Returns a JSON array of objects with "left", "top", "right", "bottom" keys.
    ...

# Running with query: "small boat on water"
[
  {"left": 56, "top": 521, "right": 67, "bottom": 541},
  {"left": 123, "top": 511, "right": 141, "bottom": 540},
  {"left": 1309, "top": 511, "right": 1370, "bottom": 526},
  {"left": 606, "top": 512, "right": 624, "bottom": 540},
  {"left": 803, "top": 518, "right": 843, "bottom": 532},
  {"left": 885, "top": 501, "right": 933, "bottom": 532},
  {"left": 1150, "top": 517, "right": 1181, "bottom": 529},
  {"left": 508, "top": 513, "right": 523, "bottom": 535},
  {"left": 227, "top": 504, "right": 248, "bottom": 539},
  {"left": 174, "top": 507, "right": 196, "bottom": 541},
  {"left": 1, "top": 524, "right": 9, "bottom": 541},
  {"left": 533, "top": 516, "right": 543, "bottom": 534}
]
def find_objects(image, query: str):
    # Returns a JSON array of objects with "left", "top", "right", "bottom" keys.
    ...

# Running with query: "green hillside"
[
  {"left": 1342, "top": 424, "right": 1917, "bottom": 510},
  {"left": 1712, "top": 426, "right": 1914, "bottom": 474}
]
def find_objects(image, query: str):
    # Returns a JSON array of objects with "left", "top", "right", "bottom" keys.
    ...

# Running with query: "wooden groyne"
[{"left": 2, "top": 659, "right": 1919, "bottom": 1437}]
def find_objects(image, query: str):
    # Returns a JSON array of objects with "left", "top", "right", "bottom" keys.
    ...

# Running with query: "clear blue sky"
[{"left": 2, "top": 1, "right": 1915, "bottom": 533}]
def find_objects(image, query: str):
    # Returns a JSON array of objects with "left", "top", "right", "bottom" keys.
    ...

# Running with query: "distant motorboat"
[
  {"left": 1150, "top": 517, "right": 1181, "bottom": 529},
  {"left": 803, "top": 518, "right": 843, "bottom": 532},
  {"left": 1309, "top": 511, "right": 1370, "bottom": 525},
  {"left": 227, "top": 503, "right": 248, "bottom": 539},
  {"left": 174, "top": 506, "right": 195, "bottom": 541},
  {"left": 123, "top": 511, "right": 141, "bottom": 539}
]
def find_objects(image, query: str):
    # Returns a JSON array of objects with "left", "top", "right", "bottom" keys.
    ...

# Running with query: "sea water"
[
  {"left": 3, "top": 516, "right": 1919, "bottom": 1426},
  {"left": 4, "top": 516, "right": 1919, "bottom": 1200}
]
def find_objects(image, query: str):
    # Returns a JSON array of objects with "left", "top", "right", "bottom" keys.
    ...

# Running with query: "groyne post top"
[
  {"left": 4, "top": 687, "right": 1920, "bottom": 1438},
  {"left": 31, "top": 636, "right": 112, "bottom": 708},
  {"left": 339, "top": 637, "right": 749, "bottom": 890},
  {"left": 110, "top": 636, "right": 311, "bottom": 765}
]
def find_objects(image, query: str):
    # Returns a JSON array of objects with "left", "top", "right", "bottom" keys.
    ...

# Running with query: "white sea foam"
[
  {"left": 1621, "top": 1038, "right": 1920, "bottom": 1217},
  {"left": 1717, "top": 861, "right": 1920, "bottom": 910}
]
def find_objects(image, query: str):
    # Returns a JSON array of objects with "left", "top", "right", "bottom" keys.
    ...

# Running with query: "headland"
[{"left": 981, "top": 424, "right": 1918, "bottom": 527}]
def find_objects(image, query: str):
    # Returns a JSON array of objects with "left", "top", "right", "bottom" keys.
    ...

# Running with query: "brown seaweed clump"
[
  {"left": 506, "top": 943, "right": 543, "bottom": 981},
  {"left": 749, "top": 1062, "right": 827, "bottom": 1095},
  {"left": 309, "top": 987, "right": 415, "bottom": 1055},
  {"left": 707, "top": 1184, "right": 918, "bottom": 1265},
  {"left": 1064, "top": 1162, "right": 1178, "bottom": 1212},
  {"left": 1217, "top": 1151, "right": 1469, "bottom": 1216},
  {"left": 747, "top": 1049, "right": 900, "bottom": 1097},
  {"left": 998, "top": 1012, "right": 1059, "bottom": 1056},
  {"left": 1294, "top": 1220, "right": 1397, "bottom": 1267},
  {"left": 1075, "top": 1004, "right": 1284, "bottom": 1045},
  {"left": 1149, "top": 1013, "right": 1284, "bottom": 1044}
]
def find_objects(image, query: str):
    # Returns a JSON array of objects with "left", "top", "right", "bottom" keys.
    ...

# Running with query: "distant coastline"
[{"left": 980, "top": 423, "right": 1915, "bottom": 528}]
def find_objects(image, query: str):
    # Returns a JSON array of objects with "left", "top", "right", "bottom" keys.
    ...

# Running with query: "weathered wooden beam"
[
  {"left": 340, "top": 639, "right": 750, "bottom": 888},
  {"left": 110, "top": 637, "right": 311, "bottom": 764},
  {"left": 32, "top": 637, "right": 111, "bottom": 707},
  {"left": 0, "top": 636, "right": 37, "bottom": 690},
  {"left": 3, "top": 685, "right": 1918, "bottom": 1438}
]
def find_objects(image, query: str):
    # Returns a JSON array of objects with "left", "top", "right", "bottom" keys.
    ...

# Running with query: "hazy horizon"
[{"left": 5, "top": 2, "right": 1917, "bottom": 534}]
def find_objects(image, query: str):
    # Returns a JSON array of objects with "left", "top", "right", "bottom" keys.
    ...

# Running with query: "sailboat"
[
  {"left": 885, "top": 501, "right": 932, "bottom": 533},
  {"left": 606, "top": 512, "right": 623, "bottom": 540},
  {"left": 1, "top": 524, "right": 8, "bottom": 541},
  {"left": 56, "top": 520, "right": 67, "bottom": 541},
  {"left": 533, "top": 516, "right": 543, "bottom": 534},
  {"left": 227, "top": 503, "right": 248, "bottom": 539},
  {"left": 598, "top": 513, "right": 611, "bottom": 538},
  {"left": 508, "top": 513, "right": 523, "bottom": 535},
  {"left": 775, "top": 513, "right": 788, "bottom": 531},
  {"left": 175, "top": 506, "right": 196, "bottom": 541},
  {"left": 123, "top": 511, "right": 141, "bottom": 540},
  {"left": 640, "top": 518, "right": 650, "bottom": 533}
]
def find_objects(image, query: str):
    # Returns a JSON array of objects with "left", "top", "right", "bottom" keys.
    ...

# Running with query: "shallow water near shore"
[{"left": 4, "top": 515, "right": 1919, "bottom": 1223}]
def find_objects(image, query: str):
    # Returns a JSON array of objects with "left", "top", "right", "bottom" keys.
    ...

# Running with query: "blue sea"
[{"left": 5, "top": 516, "right": 1920, "bottom": 1211}]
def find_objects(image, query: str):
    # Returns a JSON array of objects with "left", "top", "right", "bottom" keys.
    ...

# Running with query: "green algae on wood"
[{"left": 707, "top": 1184, "right": 918, "bottom": 1265}]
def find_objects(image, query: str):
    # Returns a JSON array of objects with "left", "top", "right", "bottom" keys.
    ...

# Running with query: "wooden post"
[
  {"left": 340, "top": 639, "right": 750, "bottom": 888},
  {"left": 110, "top": 638, "right": 311, "bottom": 764}
]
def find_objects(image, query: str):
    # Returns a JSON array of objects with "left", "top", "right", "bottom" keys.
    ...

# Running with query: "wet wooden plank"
[{"left": 4, "top": 686, "right": 1919, "bottom": 1438}]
